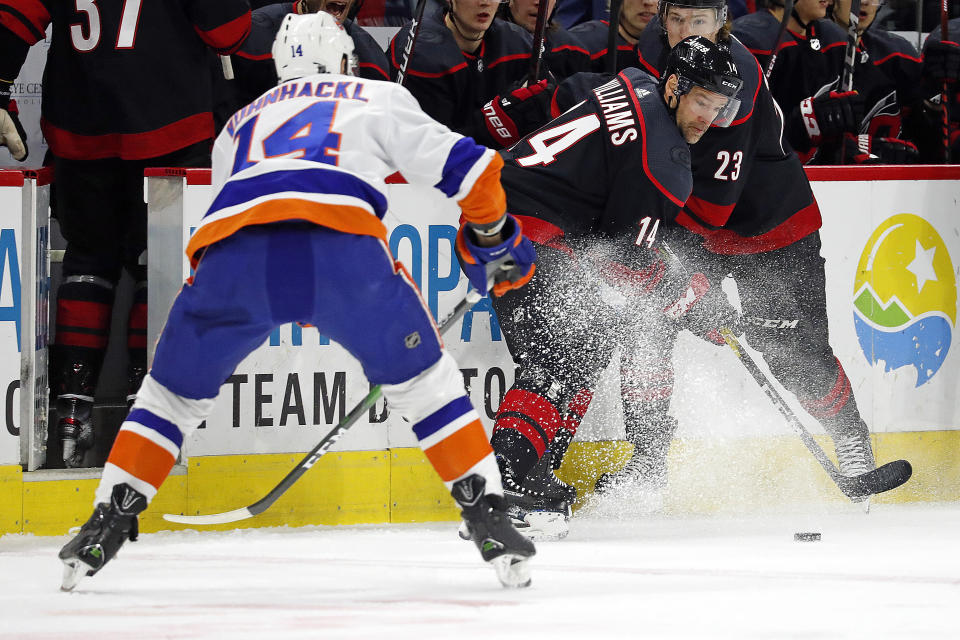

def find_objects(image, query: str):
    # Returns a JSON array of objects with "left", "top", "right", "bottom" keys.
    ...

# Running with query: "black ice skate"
[
  {"left": 58, "top": 396, "right": 94, "bottom": 468},
  {"left": 594, "top": 452, "right": 667, "bottom": 494},
  {"left": 834, "top": 430, "right": 877, "bottom": 504},
  {"left": 499, "top": 452, "right": 576, "bottom": 541},
  {"left": 452, "top": 474, "right": 536, "bottom": 588},
  {"left": 59, "top": 483, "right": 147, "bottom": 591}
]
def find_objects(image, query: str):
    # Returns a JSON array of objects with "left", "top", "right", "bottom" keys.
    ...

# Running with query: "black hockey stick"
[
  {"left": 941, "top": 0, "right": 951, "bottom": 163},
  {"left": 527, "top": 0, "right": 551, "bottom": 83},
  {"left": 164, "top": 288, "right": 484, "bottom": 525},
  {"left": 764, "top": 0, "right": 795, "bottom": 79},
  {"left": 606, "top": 0, "right": 624, "bottom": 75},
  {"left": 840, "top": 0, "right": 861, "bottom": 91},
  {"left": 394, "top": 0, "right": 429, "bottom": 86},
  {"left": 719, "top": 327, "right": 912, "bottom": 500}
]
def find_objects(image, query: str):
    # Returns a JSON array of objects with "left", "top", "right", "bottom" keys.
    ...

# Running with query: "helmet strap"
[{"left": 447, "top": 3, "right": 486, "bottom": 43}]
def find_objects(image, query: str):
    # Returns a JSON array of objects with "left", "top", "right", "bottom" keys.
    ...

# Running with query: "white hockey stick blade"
[
  {"left": 163, "top": 507, "right": 254, "bottom": 526},
  {"left": 60, "top": 559, "right": 90, "bottom": 592},
  {"left": 491, "top": 554, "right": 532, "bottom": 588}
]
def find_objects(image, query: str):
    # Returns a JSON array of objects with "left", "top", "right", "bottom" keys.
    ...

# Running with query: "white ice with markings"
[{"left": 1, "top": 501, "right": 958, "bottom": 639}]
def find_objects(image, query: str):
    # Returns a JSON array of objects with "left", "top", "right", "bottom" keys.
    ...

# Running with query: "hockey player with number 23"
[{"left": 59, "top": 12, "right": 537, "bottom": 591}]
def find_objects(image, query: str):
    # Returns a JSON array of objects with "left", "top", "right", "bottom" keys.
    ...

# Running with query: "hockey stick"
[
  {"left": 765, "top": 0, "right": 795, "bottom": 79},
  {"left": 941, "top": 0, "right": 951, "bottom": 163},
  {"left": 718, "top": 327, "right": 912, "bottom": 500},
  {"left": 527, "top": 0, "right": 551, "bottom": 83},
  {"left": 164, "top": 288, "right": 483, "bottom": 526},
  {"left": 607, "top": 0, "right": 624, "bottom": 75},
  {"left": 840, "top": 0, "right": 861, "bottom": 92},
  {"left": 394, "top": 0, "right": 429, "bottom": 86}
]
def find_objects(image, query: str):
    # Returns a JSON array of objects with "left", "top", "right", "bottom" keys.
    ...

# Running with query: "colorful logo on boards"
[{"left": 853, "top": 214, "right": 956, "bottom": 387}]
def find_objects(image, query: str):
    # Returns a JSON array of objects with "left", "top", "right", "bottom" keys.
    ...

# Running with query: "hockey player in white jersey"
[{"left": 59, "top": 12, "right": 537, "bottom": 591}]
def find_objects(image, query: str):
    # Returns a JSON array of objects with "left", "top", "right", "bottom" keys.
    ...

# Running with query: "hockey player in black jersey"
[
  {"left": 0, "top": 0, "right": 251, "bottom": 468},
  {"left": 497, "top": 0, "right": 592, "bottom": 80},
  {"left": 732, "top": 0, "right": 864, "bottom": 162},
  {"left": 229, "top": 0, "right": 392, "bottom": 115},
  {"left": 482, "top": 36, "right": 743, "bottom": 537},
  {"left": 494, "top": 0, "right": 887, "bottom": 525},
  {"left": 387, "top": 0, "right": 554, "bottom": 149},
  {"left": 571, "top": 0, "right": 660, "bottom": 72},
  {"left": 907, "top": 16, "right": 960, "bottom": 162},
  {"left": 823, "top": 0, "right": 924, "bottom": 163}
]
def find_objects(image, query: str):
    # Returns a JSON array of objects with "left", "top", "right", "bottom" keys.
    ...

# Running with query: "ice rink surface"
[{"left": 2, "top": 499, "right": 959, "bottom": 639}]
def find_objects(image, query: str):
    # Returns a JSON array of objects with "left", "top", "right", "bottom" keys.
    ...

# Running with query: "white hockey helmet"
[{"left": 272, "top": 12, "right": 357, "bottom": 82}]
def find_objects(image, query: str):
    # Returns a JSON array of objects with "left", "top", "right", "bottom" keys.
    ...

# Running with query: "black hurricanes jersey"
[
  {"left": 733, "top": 12, "right": 846, "bottom": 156},
  {"left": 0, "top": 0, "right": 251, "bottom": 160},
  {"left": 388, "top": 8, "right": 533, "bottom": 146},
  {"left": 501, "top": 67, "right": 692, "bottom": 272},
  {"left": 627, "top": 22, "right": 821, "bottom": 254},
  {"left": 569, "top": 19, "right": 635, "bottom": 73},
  {"left": 848, "top": 27, "right": 923, "bottom": 139},
  {"left": 231, "top": 4, "right": 390, "bottom": 110}
]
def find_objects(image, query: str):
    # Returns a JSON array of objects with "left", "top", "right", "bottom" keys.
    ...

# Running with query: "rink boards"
[{"left": 0, "top": 165, "right": 958, "bottom": 535}]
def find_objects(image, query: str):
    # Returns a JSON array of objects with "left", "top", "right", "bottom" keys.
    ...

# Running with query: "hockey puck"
[{"left": 794, "top": 532, "right": 821, "bottom": 542}]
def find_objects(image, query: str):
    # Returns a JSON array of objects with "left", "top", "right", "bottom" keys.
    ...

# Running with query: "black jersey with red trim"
[
  {"left": 500, "top": 68, "right": 691, "bottom": 272},
  {"left": 568, "top": 19, "right": 635, "bottom": 73},
  {"left": 230, "top": 4, "right": 390, "bottom": 109},
  {"left": 388, "top": 8, "right": 532, "bottom": 146},
  {"left": 847, "top": 27, "right": 922, "bottom": 139},
  {"left": 0, "top": 0, "right": 251, "bottom": 161},
  {"left": 542, "top": 24, "right": 592, "bottom": 80},
  {"left": 733, "top": 13, "right": 846, "bottom": 155},
  {"left": 496, "top": 11, "right": 591, "bottom": 81},
  {"left": 626, "top": 22, "right": 821, "bottom": 255},
  {"left": 908, "top": 17, "right": 960, "bottom": 161}
]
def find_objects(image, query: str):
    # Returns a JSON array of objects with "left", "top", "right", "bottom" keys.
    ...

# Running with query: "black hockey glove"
[
  {"left": 455, "top": 214, "right": 537, "bottom": 297},
  {"left": 841, "top": 134, "right": 920, "bottom": 164},
  {"left": 923, "top": 40, "right": 960, "bottom": 84},
  {"left": 799, "top": 90, "right": 864, "bottom": 145},
  {"left": 0, "top": 79, "right": 28, "bottom": 162},
  {"left": 482, "top": 78, "right": 555, "bottom": 149},
  {"left": 662, "top": 272, "right": 740, "bottom": 345}
]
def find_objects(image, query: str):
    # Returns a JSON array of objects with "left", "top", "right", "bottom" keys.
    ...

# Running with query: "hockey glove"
[
  {"left": 799, "top": 90, "right": 864, "bottom": 145},
  {"left": 0, "top": 80, "right": 27, "bottom": 162},
  {"left": 662, "top": 272, "right": 740, "bottom": 345},
  {"left": 841, "top": 134, "right": 919, "bottom": 164},
  {"left": 482, "top": 78, "right": 554, "bottom": 149},
  {"left": 455, "top": 214, "right": 536, "bottom": 297},
  {"left": 923, "top": 40, "right": 960, "bottom": 84}
]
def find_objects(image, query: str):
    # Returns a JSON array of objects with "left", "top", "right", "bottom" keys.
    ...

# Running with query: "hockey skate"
[
  {"left": 451, "top": 474, "right": 536, "bottom": 588},
  {"left": 834, "top": 431, "right": 876, "bottom": 504},
  {"left": 57, "top": 396, "right": 95, "bottom": 468},
  {"left": 59, "top": 483, "right": 147, "bottom": 591},
  {"left": 499, "top": 452, "right": 576, "bottom": 541}
]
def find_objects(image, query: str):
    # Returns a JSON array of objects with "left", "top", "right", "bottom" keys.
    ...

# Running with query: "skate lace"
[{"left": 835, "top": 435, "right": 874, "bottom": 477}]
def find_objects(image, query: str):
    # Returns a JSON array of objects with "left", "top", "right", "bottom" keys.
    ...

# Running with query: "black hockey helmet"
[
  {"left": 661, "top": 36, "right": 743, "bottom": 127},
  {"left": 657, "top": 0, "right": 728, "bottom": 31}
]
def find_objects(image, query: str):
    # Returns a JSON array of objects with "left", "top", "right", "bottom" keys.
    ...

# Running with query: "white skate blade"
[
  {"left": 60, "top": 559, "right": 90, "bottom": 592},
  {"left": 491, "top": 554, "right": 531, "bottom": 589},
  {"left": 518, "top": 511, "right": 569, "bottom": 542}
]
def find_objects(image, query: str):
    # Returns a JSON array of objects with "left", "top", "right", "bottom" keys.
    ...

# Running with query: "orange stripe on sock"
[
  {"left": 106, "top": 430, "right": 176, "bottom": 490},
  {"left": 423, "top": 419, "right": 492, "bottom": 482}
]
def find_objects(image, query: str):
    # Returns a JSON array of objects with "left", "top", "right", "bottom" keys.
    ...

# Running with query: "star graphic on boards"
[{"left": 905, "top": 240, "right": 937, "bottom": 293}]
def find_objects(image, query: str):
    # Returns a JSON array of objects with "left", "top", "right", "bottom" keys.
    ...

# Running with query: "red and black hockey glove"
[
  {"left": 799, "top": 90, "right": 864, "bottom": 145},
  {"left": 841, "top": 134, "right": 920, "bottom": 164},
  {"left": 455, "top": 214, "right": 537, "bottom": 297},
  {"left": 661, "top": 272, "right": 740, "bottom": 345},
  {"left": 0, "top": 80, "right": 27, "bottom": 162},
  {"left": 482, "top": 78, "right": 554, "bottom": 149}
]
